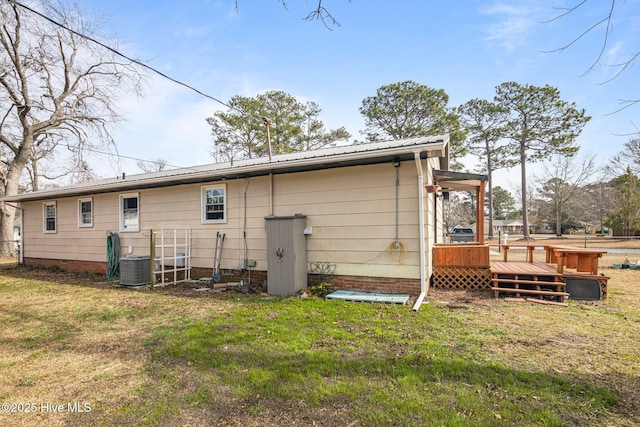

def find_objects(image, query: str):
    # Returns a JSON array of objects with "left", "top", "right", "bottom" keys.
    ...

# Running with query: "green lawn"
[{"left": 0, "top": 263, "right": 639, "bottom": 426}]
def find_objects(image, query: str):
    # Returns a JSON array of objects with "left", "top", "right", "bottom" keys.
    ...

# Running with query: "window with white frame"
[
  {"left": 201, "top": 184, "right": 226, "bottom": 223},
  {"left": 120, "top": 193, "right": 139, "bottom": 232},
  {"left": 43, "top": 201, "right": 57, "bottom": 233},
  {"left": 78, "top": 198, "right": 93, "bottom": 227}
]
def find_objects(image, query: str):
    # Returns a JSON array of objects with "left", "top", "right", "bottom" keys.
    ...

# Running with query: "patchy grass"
[{"left": 0, "top": 258, "right": 639, "bottom": 426}]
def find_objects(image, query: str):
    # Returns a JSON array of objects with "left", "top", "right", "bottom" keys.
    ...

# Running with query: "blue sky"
[{"left": 79, "top": 0, "right": 640, "bottom": 191}]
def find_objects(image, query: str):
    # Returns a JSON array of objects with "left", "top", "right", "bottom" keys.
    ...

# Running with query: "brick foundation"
[
  {"left": 309, "top": 274, "right": 421, "bottom": 295},
  {"left": 21, "top": 258, "right": 420, "bottom": 295},
  {"left": 25, "top": 257, "right": 107, "bottom": 274}
]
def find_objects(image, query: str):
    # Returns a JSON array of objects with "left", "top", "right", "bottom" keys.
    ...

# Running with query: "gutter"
[{"left": 412, "top": 151, "right": 427, "bottom": 312}]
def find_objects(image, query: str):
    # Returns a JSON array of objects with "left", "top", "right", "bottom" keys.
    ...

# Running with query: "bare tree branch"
[
  {"left": 542, "top": 1, "right": 640, "bottom": 120},
  {"left": 541, "top": 0, "right": 587, "bottom": 24},
  {"left": 542, "top": 0, "right": 616, "bottom": 78},
  {"left": 304, "top": 1, "right": 341, "bottom": 30}
]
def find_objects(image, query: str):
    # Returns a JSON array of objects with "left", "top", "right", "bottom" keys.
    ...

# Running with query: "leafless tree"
[
  {"left": 0, "top": 0, "right": 144, "bottom": 254},
  {"left": 443, "top": 192, "right": 476, "bottom": 233},
  {"left": 545, "top": 1, "right": 639, "bottom": 114},
  {"left": 606, "top": 137, "right": 640, "bottom": 177},
  {"left": 534, "top": 153, "right": 598, "bottom": 236},
  {"left": 136, "top": 158, "right": 169, "bottom": 173}
]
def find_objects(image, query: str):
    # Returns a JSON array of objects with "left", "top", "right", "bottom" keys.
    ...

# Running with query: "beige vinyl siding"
[
  {"left": 272, "top": 163, "right": 426, "bottom": 278},
  {"left": 21, "top": 160, "right": 435, "bottom": 280}
]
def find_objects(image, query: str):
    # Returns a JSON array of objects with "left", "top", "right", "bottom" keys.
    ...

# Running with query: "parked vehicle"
[{"left": 448, "top": 227, "right": 475, "bottom": 243}]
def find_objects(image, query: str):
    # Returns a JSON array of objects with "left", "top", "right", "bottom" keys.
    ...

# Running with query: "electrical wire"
[
  {"left": 77, "top": 146, "right": 206, "bottom": 173},
  {"left": 315, "top": 239, "right": 406, "bottom": 265}
]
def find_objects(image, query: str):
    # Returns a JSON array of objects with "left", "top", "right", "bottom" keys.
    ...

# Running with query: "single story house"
[
  {"left": 487, "top": 219, "right": 524, "bottom": 235},
  {"left": 3, "top": 135, "right": 484, "bottom": 309}
]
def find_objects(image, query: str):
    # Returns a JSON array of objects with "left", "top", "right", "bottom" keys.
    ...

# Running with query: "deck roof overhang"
[
  {"left": 433, "top": 169, "right": 488, "bottom": 244},
  {"left": 4, "top": 135, "right": 449, "bottom": 203},
  {"left": 433, "top": 169, "right": 488, "bottom": 192}
]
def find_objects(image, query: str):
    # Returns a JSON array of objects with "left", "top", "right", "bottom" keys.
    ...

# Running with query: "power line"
[
  {"left": 5, "top": 0, "right": 269, "bottom": 171},
  {"left": 8, "top": 0, "right": 234, "bottom": 109},
  {"left": 78, "top": 146, "right": 206, "bottom": 173}
]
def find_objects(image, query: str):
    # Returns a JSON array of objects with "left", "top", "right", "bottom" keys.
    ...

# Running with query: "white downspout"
[
  {"left": 269, "top": 172, "right": 274, "bottom": 216},
  {"left": 412, "top": 151, "right": 427, "bottom": 312}
]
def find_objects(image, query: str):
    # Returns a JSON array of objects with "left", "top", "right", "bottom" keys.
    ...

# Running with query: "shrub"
[{"left": 308, "top": 281, "right": 332, "bottom": 297}]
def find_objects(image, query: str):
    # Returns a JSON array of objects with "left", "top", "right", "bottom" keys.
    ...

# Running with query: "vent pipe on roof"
[{"left": 263, "top": 117, "right": 272, "bottom": 161}]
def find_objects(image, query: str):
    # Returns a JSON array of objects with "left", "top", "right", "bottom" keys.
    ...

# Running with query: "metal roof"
[
  {"left": 433, "top": 169, "right": 487, "bottom": 191},
  {"left": 5, "top": 135, "right": 449, "bottom": 202}
]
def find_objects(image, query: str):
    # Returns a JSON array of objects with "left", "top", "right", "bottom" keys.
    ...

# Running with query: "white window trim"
[
  {"left": 119, "top": 192, "right": 139, "bottom": 232},
  {"left": 78, "top": 197, "right": 93, "bottom": 228},
  {"left": 43, "top": 201, "right": 57, "bottom": 234},
  {"left": 201, "top": 184, "right": 227, "bottom": 224}
]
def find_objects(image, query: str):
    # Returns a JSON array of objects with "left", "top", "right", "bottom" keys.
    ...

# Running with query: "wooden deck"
[
  {"left": 491, "top": 260, "right": 560, "bottom": 276},
  {"left": 494, "top": 245, "right": 609, "bottom": 300},
  {"left": 431, "top": 243, "right": 609, "bottom": 301},
  {"left": 490, "top": 261, "right": 569, "bottom": 301}
]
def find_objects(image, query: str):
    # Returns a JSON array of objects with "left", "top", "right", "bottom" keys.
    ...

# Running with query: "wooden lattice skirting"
[{"left": 432, "top": 266, "right": 492, "bottom": 290}]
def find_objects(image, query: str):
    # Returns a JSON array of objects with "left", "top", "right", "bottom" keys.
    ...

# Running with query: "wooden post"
[
  {"left": 476, "top": 181, "right": 486, "bottom": 244},
  {"left": 556, "top": 251, "right": 565, "bottom": 274},
  {"left": 149, "top": 229, "right": 156, "bottom": 289},
  {"left": 502, "top": 245, "right": 509, "bottom": 262},
  {"left": 527, "top": 245, "right": 535, "bottom": 263}
]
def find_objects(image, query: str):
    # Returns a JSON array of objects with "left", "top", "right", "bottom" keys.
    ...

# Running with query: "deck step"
[
  {"left": 490, "top": 278, "right": 564, "bottom": 286},
  {"left": 491, "top": 287, "right": 570, "bottom": 297}
]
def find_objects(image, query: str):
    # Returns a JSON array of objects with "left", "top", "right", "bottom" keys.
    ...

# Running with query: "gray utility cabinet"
[{"left": 265, "top": 215, "right": 307, "bottom": 296}]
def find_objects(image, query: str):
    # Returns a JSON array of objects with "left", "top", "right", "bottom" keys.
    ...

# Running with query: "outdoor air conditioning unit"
[{"left": 120, "top": 255, "right": 150, "bottom": 286}]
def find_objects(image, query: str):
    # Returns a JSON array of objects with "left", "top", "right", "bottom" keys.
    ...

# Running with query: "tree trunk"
[
  {"left": 486, "top": 139, "right": 494, "bottom": 240},
  {"left": 556, "top": 202, "right": 562, "bottom": 237},
  {"left": 1, "top": 135, "right": 34, "bottom": 257},
  {"left": 520, "top": 143, "right": 530, "bottom": 240},
  {"left": 31, "top": 158, "right": 39, "bottom": 192},
  {"left": 487, "top": 169, "right": 494, "bottom": 239},
  {"left": 0, "top": 202, "right": 16, "bottom": 257}
]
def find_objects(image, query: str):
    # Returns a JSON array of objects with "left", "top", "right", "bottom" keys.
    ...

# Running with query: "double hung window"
[{"left": 201, "top": 185, "right": 226, "bottom": 223}]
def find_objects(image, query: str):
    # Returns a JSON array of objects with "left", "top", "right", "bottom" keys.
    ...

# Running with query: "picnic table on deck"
[{"left": 544, "top": 245, "right": 606, "bottom": 275}]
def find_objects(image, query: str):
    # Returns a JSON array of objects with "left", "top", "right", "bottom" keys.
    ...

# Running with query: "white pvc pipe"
[
  {"left": 269, "top": 173, "right": 274, "bottom": 216},
  {"left": 412, "top": 151, "right": 427, "bottom": 312}
]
